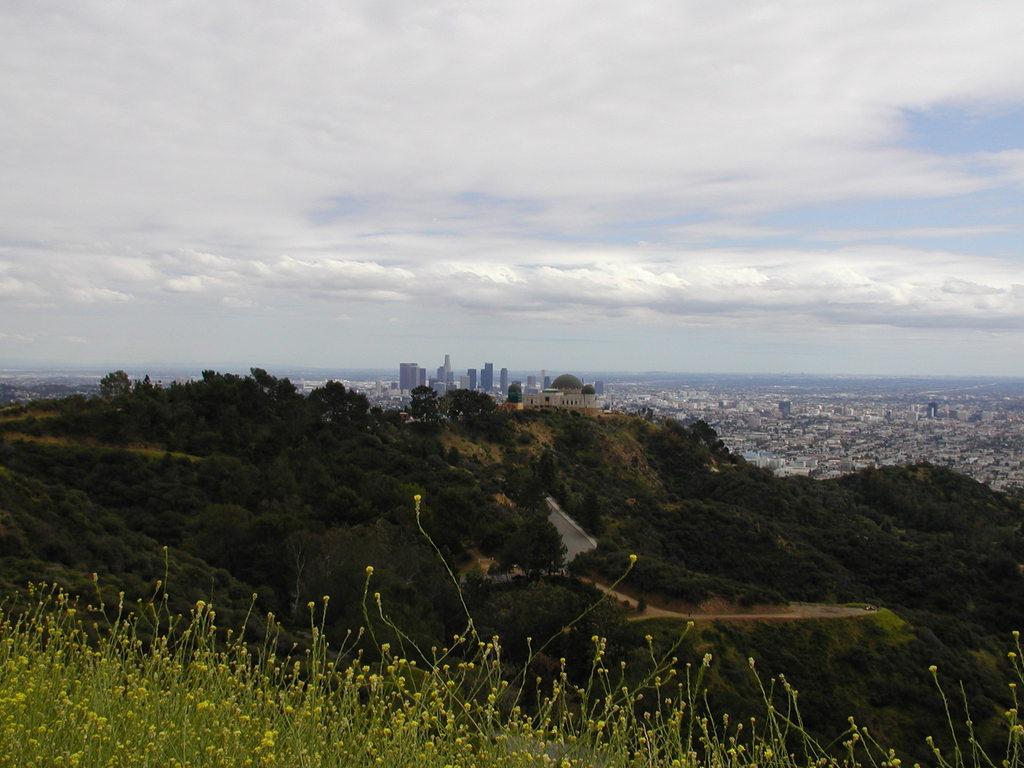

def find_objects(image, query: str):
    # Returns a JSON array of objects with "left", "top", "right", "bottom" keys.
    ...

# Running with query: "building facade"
[{"left": 518, "top": 374, "right": 598, "bottom": 412}]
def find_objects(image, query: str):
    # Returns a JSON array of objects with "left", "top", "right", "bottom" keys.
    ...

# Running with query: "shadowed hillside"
[{"left": 1, "top": 369, "right": 1022, "bottom": 759}]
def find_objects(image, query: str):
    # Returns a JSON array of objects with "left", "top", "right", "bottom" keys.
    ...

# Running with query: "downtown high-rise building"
[
  {"left": 481, "top": 362, "right": 494, "bottom": 392},
  {"left": 499, "top": 367, "right": 509, "bottom": 394},
  {"left": 399, "top": 363, "right": 420, "bottom": 392},
  {"left": 467, "top": 368, "right": 477, "bottom": 391}
]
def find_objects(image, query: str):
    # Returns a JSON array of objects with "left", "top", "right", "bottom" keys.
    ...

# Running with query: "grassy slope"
[{"left": 2, "top": 384, "right": 1024, "bottom": 758}]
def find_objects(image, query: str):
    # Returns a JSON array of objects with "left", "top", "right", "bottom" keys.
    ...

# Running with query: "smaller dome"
[
  {"left": 551, "top": 374, "right": 584, "bottom": 392},
  {"left": 507, "top": 382, "right": 522, "bottom": 393},
  {"left": 581, "top": 384, "right": 595, "bottom": 395}
]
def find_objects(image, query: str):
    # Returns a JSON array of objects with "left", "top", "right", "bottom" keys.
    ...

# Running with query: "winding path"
[
  {"left": 590, "top": 580, "right": 871, "bottom": 622},
  {"left": 545, "top": 496, "right": 871, "bottom": 624}
]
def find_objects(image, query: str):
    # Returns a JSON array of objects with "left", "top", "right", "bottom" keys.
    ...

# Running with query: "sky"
[{"left": 3, "top": 1, "right": 1024, "bottom": 377}]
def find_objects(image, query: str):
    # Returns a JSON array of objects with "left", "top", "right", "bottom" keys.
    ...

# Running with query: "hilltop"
[{"left": 0, "top": 368, "right": 1022, "bottom": 758}]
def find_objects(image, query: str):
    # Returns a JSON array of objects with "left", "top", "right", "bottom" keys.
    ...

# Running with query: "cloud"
[
  {"left": 942, "top": 279, "right": 1004, "bottom": 295},
  {"left": 270, "top": 256, "right": 415, "bottom": 299},
  {"left": 3, "top": 1, "right": 1024, "bottom": 370},
  {"left": 0, "top": 276, "right": 44, "bottom": 299},
  {"left": 808, "top": 226, "right": 1012, "bottom": 241},
  {"left": 986, "top": 149, "right": 1024, "bottom": 183},
  {"left": 68, "top": 286, "right": 132, "bottom": 303},
  {"left": 4, "top": 1, "right": 1023, "bottom": 244},
  {"left": 165, "top": 276, "right": 209, "bottom": 293},
  {"left": 163, "top": 240, "right": 1024, "bottom": 331},
  {"left": 5, "top": 230, "right": 1024, "bottom": 333},
  {"left": 221, "top": 297, "right": 255, "bottom": 308}
]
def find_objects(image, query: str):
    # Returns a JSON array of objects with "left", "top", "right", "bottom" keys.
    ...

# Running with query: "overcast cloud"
[{"left": 3, "top": 0, "right": 1024, "bottom": 375}]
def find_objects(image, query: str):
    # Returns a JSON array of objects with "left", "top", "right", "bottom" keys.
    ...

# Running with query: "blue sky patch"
[
  {"left": 759, "top": 190, "right": 1022, "bottom": 256},
  {"left": 903, "top": 106, "right": 1024, "bottom": 154}
]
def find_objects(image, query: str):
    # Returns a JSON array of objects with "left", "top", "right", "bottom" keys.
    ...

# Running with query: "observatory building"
[{"left": 515, "top": 374, "right": 598, "bottom": 412}]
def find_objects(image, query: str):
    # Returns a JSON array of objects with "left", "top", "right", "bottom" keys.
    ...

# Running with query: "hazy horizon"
[{"left": 5, "top": 358, "right": 1024, "bottom": 387}]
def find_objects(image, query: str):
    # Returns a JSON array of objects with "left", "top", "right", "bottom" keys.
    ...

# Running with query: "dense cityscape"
[{"left": 3, "top": 359, "right": 1024, "bottom": 492}]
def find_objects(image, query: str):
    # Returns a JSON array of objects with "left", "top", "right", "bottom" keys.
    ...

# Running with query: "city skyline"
[
  {"left": 3, "top": 2, "right": 1024, "bottom": 376},
  {"left": 395, "top": 355, "right": 587, "bottom": 393}
]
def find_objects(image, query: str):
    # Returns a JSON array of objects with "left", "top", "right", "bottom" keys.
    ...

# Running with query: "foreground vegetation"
[
  {"left": 2, "top": 582, "right": 1022, "bottom": 768},
  {"left": 2, "top": 368, "right": 1024, "bottom": 756}
]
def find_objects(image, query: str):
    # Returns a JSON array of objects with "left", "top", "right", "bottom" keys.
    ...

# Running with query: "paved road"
[{"left": 545, "top": 496, "right": 598, "bottom": 563}]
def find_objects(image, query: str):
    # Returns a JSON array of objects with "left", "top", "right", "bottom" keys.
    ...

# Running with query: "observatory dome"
[{"left": 551, "top": 374, "right": 584, "bottom": 392}]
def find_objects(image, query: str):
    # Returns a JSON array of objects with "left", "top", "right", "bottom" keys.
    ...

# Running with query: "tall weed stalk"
[{"left": 0, "top": 497, "right": 1022, "bottom": 767}]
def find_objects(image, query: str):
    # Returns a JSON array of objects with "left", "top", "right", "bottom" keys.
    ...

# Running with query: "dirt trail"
[{"left": 591, "top": 580, "right": 871, "bottom": 623}]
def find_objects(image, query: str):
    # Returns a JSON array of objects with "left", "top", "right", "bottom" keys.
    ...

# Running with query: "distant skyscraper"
[
  {"left": 499, "top": 367, "right": 509, "bottom": 393},
  {"left": 436, "top": 366, "right": 445, "bottom": 382},
  {"left": 928, "top": 401, "right": 939, "bottom": 419},
  {"left": 399, "top": 363, "right": 419, "bottom": 392},
  {"left": 443, "top": 354, "right": 453, "bottom": 383},
  {"left": 594, "top": 380, "right": 605, "bottom": 395},
  {"left": 467, "top": 368, "right": 477, "bottom": 391},
  {"left": 418, "top": 368, "right": 427, "bottom": 387},
  {"left": 526, "top": 375, "right": 537, "bottom": 392},
  {"left": 481, "top": 362, "right": 494, "bottom": 392},
  {"left": 779, "top": 401, "right": 792, "bottom": 419}
]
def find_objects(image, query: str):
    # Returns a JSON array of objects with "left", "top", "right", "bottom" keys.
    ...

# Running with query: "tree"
[
  {"left": 503, "top": 465, "right": 545, "bottom": 509},
  {"left": 409, "top": 385, "right": 440, "bottom": 425},
  {"left": 536, "top": 449, "right": 557, "bottom": 487},
  {"left": 99, "top": 370, "right": 131, "bottom": 400},
  {"left": 577, "top": 489, "right": 603, "bottom": 534},
  {"left": 440, "top": 389, "right": 496, "bottom": 423},
  {"left": 308, "top": 381, "right": 369, "bottom": 424},
  {"left": 501, "top": 516, "right": 566, "bottom": 577},
  {"left": 250, "top": 367, "right": 299, "bottom": 407}
]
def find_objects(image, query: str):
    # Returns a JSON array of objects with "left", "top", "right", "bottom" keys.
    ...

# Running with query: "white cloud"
[
  {"left": 3, "top": 1, "right": 1024, "bottom": 371},
  {"left": 0, "top": 276, "right": 44, "bottom": 299},
  {"left": 4, "top": 0, "right": 1023, "bottom": 243},
  {"left": 987, "top": 149, "right": 1024, "bottom": 183},
  {"left": 68, "top": 286, "right": 132, "bottom": 303},
  {"left": 165, "top": 276, "right": 209, "bottom": 293}
]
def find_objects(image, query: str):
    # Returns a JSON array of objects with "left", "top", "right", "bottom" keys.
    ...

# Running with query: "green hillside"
[{"left": 1, "top": 369, "right": 1022, "bottom": 760}]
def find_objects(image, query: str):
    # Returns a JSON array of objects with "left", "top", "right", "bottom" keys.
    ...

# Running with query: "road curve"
[
  {"left": 543, "top": 495, "right": 867, "bottom": 624},
  {"left": 545, "top": 496, "right": 598, "bottom": 563}
]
